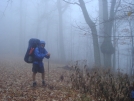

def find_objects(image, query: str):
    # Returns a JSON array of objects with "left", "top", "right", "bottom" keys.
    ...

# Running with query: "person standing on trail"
[{"left": 32, "top": 40, "right": 50, "bottom": 87}]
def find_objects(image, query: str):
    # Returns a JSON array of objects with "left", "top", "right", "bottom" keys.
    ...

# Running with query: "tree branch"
[
  {"left": 122, "top": 0, "right": 134, "bottom": 5},
  {"left": 62, "top": 0, "right": 80, "bottom": 6},
  {"left": 61, "top": 0, "right": 71, "bottom": 14},
  {"left": 114, "top": 0, "right": 121, "bottom": 15},
  {"left": 1, "top": 0, "right": 11, "bottom": 19}
]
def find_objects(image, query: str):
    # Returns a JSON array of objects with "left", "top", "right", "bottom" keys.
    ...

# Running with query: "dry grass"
[{"left": 70, "top": 64, "right": 132, "bottom": 101}]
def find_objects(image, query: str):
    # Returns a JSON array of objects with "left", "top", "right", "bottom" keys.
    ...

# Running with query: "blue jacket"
[{"left": 33, "top": 46, "right": 49, "bottom": 67}]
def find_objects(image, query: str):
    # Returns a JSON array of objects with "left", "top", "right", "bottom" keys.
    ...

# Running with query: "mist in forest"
[{"left": 0, "top": 0, "right": 134, "bottom": 74}]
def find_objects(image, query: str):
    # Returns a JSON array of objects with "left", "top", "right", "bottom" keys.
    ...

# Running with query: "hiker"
[{"left": 32, "top": 40, "right": 50, "bottom": 87}]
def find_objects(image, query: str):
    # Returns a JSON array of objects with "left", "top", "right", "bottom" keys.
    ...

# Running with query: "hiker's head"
[{"left": 40, "top": 41, "right": 45, "bottom": 48}]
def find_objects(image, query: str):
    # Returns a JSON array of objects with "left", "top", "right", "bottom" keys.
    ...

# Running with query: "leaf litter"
[{"left": 0, "top": 58, "right": 80, "bottom": 101}]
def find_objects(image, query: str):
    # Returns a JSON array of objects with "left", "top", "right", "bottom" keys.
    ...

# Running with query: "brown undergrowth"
[
  {"left": 0, "top": 57, "right": 133, "bottom": 101},
  {"left": 70, "top": 64, "right": 132, "bottom": 101}
]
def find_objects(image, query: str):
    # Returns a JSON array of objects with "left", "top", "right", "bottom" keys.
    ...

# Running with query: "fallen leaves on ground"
[{"left": 0, "top": 58, "right": 81, "bottom": 101}]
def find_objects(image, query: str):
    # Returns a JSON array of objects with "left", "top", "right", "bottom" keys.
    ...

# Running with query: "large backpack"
[{"left": 24, "top": 38, "right": 40, "bottom": 63}]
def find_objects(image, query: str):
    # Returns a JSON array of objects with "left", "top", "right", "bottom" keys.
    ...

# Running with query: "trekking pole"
[{"left": 48, "top": 59, "right": 49, "bottom": 83}]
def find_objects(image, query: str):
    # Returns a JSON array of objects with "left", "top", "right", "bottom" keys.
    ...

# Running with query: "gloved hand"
[{"left": 47, "top": 53, "right": 50, "bottom": 57}]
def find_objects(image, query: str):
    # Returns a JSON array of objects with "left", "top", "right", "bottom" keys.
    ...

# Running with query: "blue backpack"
[{"left": 24, "top": 38, "right": 40, "bottom": 63}]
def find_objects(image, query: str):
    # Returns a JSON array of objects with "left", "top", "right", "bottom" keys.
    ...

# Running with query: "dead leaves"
[
  {"left": 0, "top": 59, "right": 82, "bottom": 101},
  {"left": 0, "top": 58, "right": 131, "bottom": 101}
]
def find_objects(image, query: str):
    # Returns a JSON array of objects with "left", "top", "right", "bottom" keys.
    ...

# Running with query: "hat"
[{"left": 40, "top": 41, "right": 45, "bottom": 45}]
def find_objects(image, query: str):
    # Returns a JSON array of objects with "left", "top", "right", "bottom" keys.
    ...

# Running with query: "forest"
[{"left": 0, "top": 0, "right": 134, "bottom": 101}]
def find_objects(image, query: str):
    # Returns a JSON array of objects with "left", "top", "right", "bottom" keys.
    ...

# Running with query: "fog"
[{"left": 0, "top": 0, "right": 134, "bottom": 73}]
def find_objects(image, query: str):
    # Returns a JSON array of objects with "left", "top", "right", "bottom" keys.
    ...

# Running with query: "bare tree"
[
  {"left": 115, "top": 0, "right": 134, "bottom": 74},
  {"left": 19, "top": 0, "right": 26, "bottom": 55},
  {"left": 63, "top": 0, "right": 101, "bottom": 66},
  {"left": 99, "top": 0, "right": 104, "bottom": 66},
  {"left": 123, "top": 0, "right": 134, "bottom": 75},
  {"left": 100, "top": 0, "right": 117, "bottom": 68},
  {"left": 57, "top": 0, "right": 70, "bottom": 63}
]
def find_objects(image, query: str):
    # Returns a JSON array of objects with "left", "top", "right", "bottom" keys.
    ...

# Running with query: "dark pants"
[{"left": 32, "top": 64, "right": 44, "bottom": 73}]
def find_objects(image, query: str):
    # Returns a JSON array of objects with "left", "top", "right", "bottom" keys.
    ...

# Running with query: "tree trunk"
[
  {"left": 112, "top": 21, "right": 116, "bottom": 70},
  {"left": 131, "top": 0, "right": 134, "bottom": 76},
  {"left": 19, "top": 0, "right": 22, "bottom": 55},
  {"left": 79, "top": 0, "right": 101, "bottom": 66},
  {"left": 19, "top": 0, "right": 25, "bottom": 55},
  {"left": 104, "top": 53, "right": 112, "bottom": 67},
  {"left": 57, "top": 0, "right": 66, "bottom": 63},
  {"left": 100, "top": 0, "right": 116, "bottom": 67},
  {"left": 99, "top": 0, "right": 104, "bottom": 66}
]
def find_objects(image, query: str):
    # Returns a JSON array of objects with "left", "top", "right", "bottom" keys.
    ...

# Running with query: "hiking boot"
[
  {"left": 42, "top": 81, "right": 46, "bottom": 86},
  {"left": 33, "top": 82, "right": 37, "bottom": 87}
]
